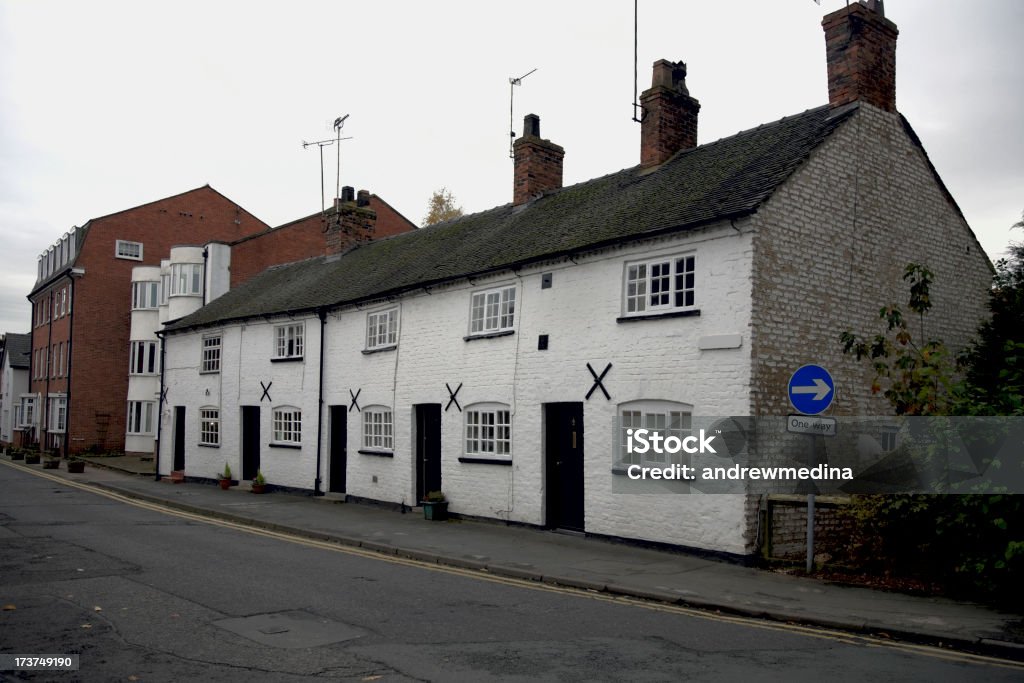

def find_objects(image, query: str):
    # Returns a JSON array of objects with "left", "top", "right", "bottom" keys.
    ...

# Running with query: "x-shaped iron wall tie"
[
  {"left": 586, "top": 362, "right": 612, "bottom": 401},
  {"left": 446, "top": 382, "right": 463, "bottom": 412}
]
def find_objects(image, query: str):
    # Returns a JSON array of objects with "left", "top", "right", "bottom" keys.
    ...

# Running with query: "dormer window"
[{"left": 116, "top": 240, "right": 143, "bottom": 261}]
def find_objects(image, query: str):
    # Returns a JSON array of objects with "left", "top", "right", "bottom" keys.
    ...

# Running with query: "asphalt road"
[{"left": 1, "top": 464, "right": 1021, "bottom": 682}]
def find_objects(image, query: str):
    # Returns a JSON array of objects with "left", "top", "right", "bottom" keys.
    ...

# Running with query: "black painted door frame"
[
  {"left": 544, "top": 402, "right": 585, "bottom": 531},
  {"left": 172, "top": 406, "right": 186, "bottom": 472},
  {"left": 329, "top": 405, "right": 347, "bottom": 494},
  {"left": 241, "top": 406, "right": 260, "bottom": 481},
  {"left": 415, "top": 403, "right": 442, "bottom": 503}
]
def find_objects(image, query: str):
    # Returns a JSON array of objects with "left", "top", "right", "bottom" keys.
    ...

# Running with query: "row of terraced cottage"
[
  {"left": 13, "top": 3, "right": 996, "bottom": 558},
  {"left": 156, "top": 4, "right": 993, "bottom": 555}
]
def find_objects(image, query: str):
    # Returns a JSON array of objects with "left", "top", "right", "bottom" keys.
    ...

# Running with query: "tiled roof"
[
  {"left": 3, "top": 333, "right": 31, "bottom": 370},
  {"left": 166, "top": 104, "right": 855, "bottom": 332}
]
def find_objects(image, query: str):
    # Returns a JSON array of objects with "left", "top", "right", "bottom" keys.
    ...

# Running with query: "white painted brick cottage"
[{"left": 156, "top": 2, "right": 992, "bottom": 557}]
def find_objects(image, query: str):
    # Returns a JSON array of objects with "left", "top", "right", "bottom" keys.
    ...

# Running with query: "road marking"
[{"left": 3, "top": 459, "right": 1022, "bottom": 671}]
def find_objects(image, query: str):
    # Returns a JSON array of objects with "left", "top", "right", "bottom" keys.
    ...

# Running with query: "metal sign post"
[{"left": 786, "top": 365, "right": 836, "bottom": 574}]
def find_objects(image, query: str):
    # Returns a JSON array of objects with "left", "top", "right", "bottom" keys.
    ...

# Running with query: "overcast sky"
[{"left": 1, "top": 0, "right": 1021, "bottom": 335}]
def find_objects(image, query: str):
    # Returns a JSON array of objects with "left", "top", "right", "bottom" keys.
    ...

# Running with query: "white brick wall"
[
  {"left": 321, "top": 222, "right": 754, "bottom": 552},
  {"left": 161, "top": 314, "right": 322, "bottom": 489}
]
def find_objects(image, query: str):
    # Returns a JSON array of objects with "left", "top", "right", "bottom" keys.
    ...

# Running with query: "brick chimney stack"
[
  {"left": 639, "top": 60, "right": 700, "bottom": 168},
  {"left": 513, "top": 114, "right": 565, "bottom": 205},
  {"left": 822, "top": 0, "right": 898, "bottom": 112},
  {"left": 326, "top": 186, "right": 376, "bottom": 254}
]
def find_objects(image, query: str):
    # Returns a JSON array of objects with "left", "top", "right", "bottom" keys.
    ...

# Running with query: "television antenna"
[
  {"left": 303, "top": 114, "right": 353, "bottom": 214},
  {"left": 632, "top": 0, "right": 644, "bottom": 123},
  {"left": 508, "top": 68, "right": 537, "bottom": 158}
]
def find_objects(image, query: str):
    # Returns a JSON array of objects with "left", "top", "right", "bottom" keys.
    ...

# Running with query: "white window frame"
[
  {"left": 115, "top": 240, "right": 143, "bottom": 261},
  {"left": 361, "top": 406, "right": 393, "bottom": 452},
  {"left": 623, "top": 254, "right": 696, "bottom": 316},
  {"left": 160, "top": 274, "right": 170, "bottom": 304},
  {"left": 129, "top": 340, "right": 159, "bottom": 375},
  {"left": 126, "top": 401, "right": 155, "bottom": 435},
  {"left": 274, "top": 323, "right": 304, "bottom": 360},
  {"left": 365, "top": 307, "right": 399, "bottom": 351},
  {"left": 49, "top": 396, "right": 67, "bottom": 433},
  {"left": 201, "top": 335, "right": 222, "bottom": 374},
  {"left": 170, "top": 263, "right": 203, "bottom": 297},
  {"left": 617, "top": 400, "right": 693, "bottom": 466},
  {"left": 272, "top": 406, "right": 302, "bottom": 445},
  {"left": 199, "top": 407, "right": 220, "bottom": 446},
  {"left": 19, "top": 396, "right": 36, "bottom": 427},
  {"left": 464, "top": 403, "right": 512, "bottom": 459},
  {"left": 132, "top": 281, "right": 160, "bottom": 310},
  {"left": 469, "top": 285, "right": 516, "bottom": 335}
]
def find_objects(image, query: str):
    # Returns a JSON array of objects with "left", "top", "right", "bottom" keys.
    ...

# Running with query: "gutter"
[
  {"left": 313, "top": 307, "right": 326, "bottom": 495},
  {"left": 154, "top": 328, "right": 166, "bottom": 481},
  {"left": 63, "top": 271, "right": 78, "bottom": 459}
]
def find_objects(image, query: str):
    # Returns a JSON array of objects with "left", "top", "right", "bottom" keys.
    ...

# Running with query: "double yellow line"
[{"left": 4, "top": 458, "right": 1022, "bottom": 671}]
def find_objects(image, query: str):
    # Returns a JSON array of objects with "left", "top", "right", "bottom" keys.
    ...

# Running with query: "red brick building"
[{"left": 27, "top": 186, "right": 269, "bottom": 455}]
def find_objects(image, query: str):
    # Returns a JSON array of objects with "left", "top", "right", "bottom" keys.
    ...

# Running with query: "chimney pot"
[
  {"left": 357, "top": 189, "right": 370, "bottom": 207},
  {"left": 340, "top": 186, "right": 355, "bottom": 203},
  {"left": 523, "top": 113, "right": 541, "bottom": 138}
]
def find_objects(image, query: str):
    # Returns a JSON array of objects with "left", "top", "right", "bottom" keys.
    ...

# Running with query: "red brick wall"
[
  {"left": 30, "top": 186, "right": 267, "bottom": 453},
  {"left": 230, "top": 194, "right": 416, "bottom": 288},
  {"left": 230, "top": 213, "right": 327, "bottom": 288}
]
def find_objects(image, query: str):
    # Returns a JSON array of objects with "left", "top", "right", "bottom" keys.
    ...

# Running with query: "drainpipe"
[
  {"left": 314, "top": 307, "right": 326, "bottom": 495},
  {"left": 154, "top": 329, "right": 166, "bottom": 481},
  {"left": 201, "top": 248, "right": 209, "bottom": 304},
  {"left": 63, "top": 272, "right": 77, "bottom": 460},
  {"left": 26, "top": 291, "right": 36, "bottom": 450},
  {"left": 43, "top": 288, "right": 53, "bottom": 453}
]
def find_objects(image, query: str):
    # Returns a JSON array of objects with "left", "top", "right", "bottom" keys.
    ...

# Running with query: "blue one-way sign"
[{"left": 787, "top": 364, "right": 835, "bottom": 415}]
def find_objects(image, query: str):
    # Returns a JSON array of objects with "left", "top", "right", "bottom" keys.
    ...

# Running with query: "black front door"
[
  {"left": 173, "top": 406, "right": 186, "bottom": 471},
  {"left": 545, "top": 402, "right": 585, "bottom": 531},
  {"left": 241, "top": 406, "right": 260, "bottom": 481},
  {"left": 415, "top": 404, "right": 442, "bottom": 503},
  {"left": 329, "top": 406, "right": 347, "bottom": 494}
]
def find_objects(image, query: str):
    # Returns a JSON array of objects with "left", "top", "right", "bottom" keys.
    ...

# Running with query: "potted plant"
[
  {"left": 24, "top": 449, "right": 40, "bottom": 465},
  {"left": 67, "top": 459, "right": 85, "bottom": 473},
  {"left": 9, "top": 448, "right": 24, "bottom": 461},
  {"left": 422, "top": 490, "right": 448, "bottom": 521},
  {"left": 251, "top": 470, "right": 267, "bottom": 494},
  {"left": 218, "top": 462, "right": 233, "bottom": 490},
  {"left": 42, "top": 448, "right": 61, "bottom": 469}
]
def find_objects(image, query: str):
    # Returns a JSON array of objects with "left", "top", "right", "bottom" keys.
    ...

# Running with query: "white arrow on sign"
[{"left": 791, "top": 378, "right": 832, "bottom": 401}]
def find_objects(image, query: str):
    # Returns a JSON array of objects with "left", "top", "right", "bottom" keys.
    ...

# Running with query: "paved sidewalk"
[{"left": 4, "top": 454, "right": 1023, "bottom": 661}]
